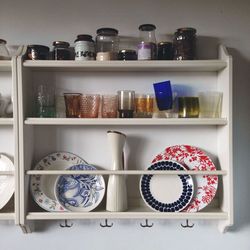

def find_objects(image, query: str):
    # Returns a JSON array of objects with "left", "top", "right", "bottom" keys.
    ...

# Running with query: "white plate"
[
  {"left": 30, "top": 152, "right": 87, "bottom": 212},
  {"left": 140, "top": 160, "right": 194, "bottom": 212},
  {"left": 55, "top": 164, "right": 105, "bottom": 212},
  {"left": 0, "top": 154, "right": 14, "bottom": 209}
]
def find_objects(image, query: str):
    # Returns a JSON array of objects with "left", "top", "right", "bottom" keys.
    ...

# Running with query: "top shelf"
[
  {"left": 0, "top": 61, "right": 12, "bottom": 72},
  {"left": 22, "top": 60, "right": 227, "bottom": 72}
]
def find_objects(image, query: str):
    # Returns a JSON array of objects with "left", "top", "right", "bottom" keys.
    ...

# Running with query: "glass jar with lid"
[
  {"left": 96, "top": 28, "right": 119, "bottom": 60},
  {"left": 52, "top": 41, "right": 71, "bottom": 60},
  {"left": 137, "top": 24, "right": 157, "bottom": 60},
  {"left": 0, "top": 39, "right": 10, "bottom": 60},
  {"left": 173, "top": 27, "right": 196, "bottom": 60},
  {"left": 75, "top": 34, "right": 95, "bottom": 61}
]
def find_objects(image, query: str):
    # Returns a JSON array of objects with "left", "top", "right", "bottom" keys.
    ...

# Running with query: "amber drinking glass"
[
  {"left": 80, "top": 94, "right": 100, "bottom": 118},
  {"left": 101, "top": 95, "right": 118, "bottom": 118},
  {"left": 64, "top": 93, "right": 81, "bottom": 118},
  {"left": 135, "top": 94, "right": 153, "bottom": 118}
]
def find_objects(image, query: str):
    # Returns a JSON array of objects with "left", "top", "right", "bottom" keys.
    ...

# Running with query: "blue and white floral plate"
[
  {"left": 140, "top": 160, "right": 194, "bottom": 212},
  {"left": 55, "top": 164, "right": 105, "bottom": 212},
  {"left": 30, "top": 152, "right": 87, "bottom": 212}
]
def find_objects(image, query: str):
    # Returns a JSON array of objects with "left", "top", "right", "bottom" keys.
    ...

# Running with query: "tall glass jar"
[
  {"left": 96, "top": 28, "right": 119, "bottom": 60},
  {"left": 0, "top": 39, "right": 10, "bottom": 60},
  {"left": 173, "top": 28, "right": 196, "bottom": 60},
  {"left": 137, "top": 24, "right": 157, "bottom": 60}
]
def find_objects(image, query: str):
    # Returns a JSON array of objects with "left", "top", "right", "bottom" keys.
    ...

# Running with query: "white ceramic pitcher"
[{"left": 106, "top": 130, "right": 128, "bottom": 212}]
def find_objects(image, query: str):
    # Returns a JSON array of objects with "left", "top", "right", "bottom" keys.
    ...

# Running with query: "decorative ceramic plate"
[
  {"left": 30, "top": 152, "right": 87, "bottom": 212},
  {"left": 152, "top": 145, "right": 218, "bottom": 212},
  {"left": 55, "top": 164, "right": 105, "bottom": 212},
  {"left": 140, "top": 160, "right": 194, "bottom": 212},
  {"left": 0, "top": 154, "right": 15, "bottom": 209}
]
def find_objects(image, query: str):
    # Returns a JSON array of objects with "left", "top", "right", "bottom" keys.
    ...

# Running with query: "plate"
[
  {"left": 30, "top": 152, "right": 87, "bottom": 212},
  {"left": 140, "top": 160, "right": 194, "bottom": 212},
  {"left": 0, "top": 154, "right": 14, "bottom": 209},
  {"left": 55, "top": 164, "right": 105, "bottom": 212},
  {"left": 152, "top": 145, "right": 218, "bottom": 212}
]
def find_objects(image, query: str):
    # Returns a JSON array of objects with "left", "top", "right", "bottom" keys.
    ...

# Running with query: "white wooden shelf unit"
[
  {"left": 0, "top": 59, "right": 19, "bottom": 223},
  {"left": 17, "top": 45, "right": 233, "bottom": 233}
]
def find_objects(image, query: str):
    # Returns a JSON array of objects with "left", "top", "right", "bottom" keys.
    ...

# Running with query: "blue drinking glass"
[{"left": 153, "top": 80, "right": 173, "bottom": 110}]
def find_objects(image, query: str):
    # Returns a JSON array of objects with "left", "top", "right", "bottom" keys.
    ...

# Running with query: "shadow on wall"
[{"left": 227, "top": 48, "right": 250, "bottom": 232}]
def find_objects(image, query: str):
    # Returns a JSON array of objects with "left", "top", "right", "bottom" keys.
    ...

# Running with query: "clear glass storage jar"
[
  {"left": 0, "top": 39, "right": 10, "bottom": 60},
  {"left": 75, "top": 34, "right": 95, "bottom": 61},
  {"left": 96, "top": 28, "right": 119, "bottom": 60}
]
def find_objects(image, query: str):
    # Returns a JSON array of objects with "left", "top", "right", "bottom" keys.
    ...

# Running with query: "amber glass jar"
[
  {"left": 52, "top": 41, "right": 71, "bottom": 60},
  {"left": 173, "top": 28, "right": 196, "bottom": 60}
]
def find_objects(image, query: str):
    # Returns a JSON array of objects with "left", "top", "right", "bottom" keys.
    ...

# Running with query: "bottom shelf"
[{"left": 26, "top": 207, "right": 228, "bottom": 220}]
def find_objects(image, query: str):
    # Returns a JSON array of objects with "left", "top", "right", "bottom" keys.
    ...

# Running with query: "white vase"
[{"left": 106, "top": 131, "right": 128, "bottom": 212}]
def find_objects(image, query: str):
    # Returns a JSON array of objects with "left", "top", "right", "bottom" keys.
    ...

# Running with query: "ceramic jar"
[{"left": 75, "top": 34, "right": 95, "bottom": 61}]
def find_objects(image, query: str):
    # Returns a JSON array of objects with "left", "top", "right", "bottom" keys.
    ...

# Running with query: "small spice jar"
[
  {"left": 26, "top": 45, "right": 50, "bottom": 60},
  {"left": 118, "top": 50, "right": 137, "bottom": 60},
  {"left": 173, "top": 28, "right": 196, "bottom": 60},
  {"left": 52, "top": 41, "right": 71, "bottom": 60},
  {"left": 75, "top": 34, "right": 95, "bottom": 61},
  {"left": 157, "top": 42, "right": 173, "bottom": 60}
]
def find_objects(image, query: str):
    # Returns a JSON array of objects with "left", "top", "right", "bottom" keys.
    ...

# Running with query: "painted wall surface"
[{"left": 0, "top": 0, "right": 250, "bottom": 249}]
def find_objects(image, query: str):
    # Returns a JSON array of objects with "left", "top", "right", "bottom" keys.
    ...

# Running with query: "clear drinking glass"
[
  {"left": 117, "top": 90, "right": 135, "bottom": 118},
  {"left": 198, "top": 91, "right": 223, "bottom": 118},
  {"left": 64, "top": 93, "right": 81, "bottom": 118},
  {"left": 56, "top": 96, "right": 66, "bottom": 118},
  {"left": 80, "top": 94, "right": 100, "bottom": 118},
  {"left": 101, "top": 95, "right": 118, "bottom": 118},
  {"left": 36, "top": 84, "right": 55, "bottom": 118}
]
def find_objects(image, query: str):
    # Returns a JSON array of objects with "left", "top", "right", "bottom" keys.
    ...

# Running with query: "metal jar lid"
[
  {"left": 176, "top": 27, "right": 196, "bottom": 35},
  {"left": 0, "top": 39, "right": 7, "bottom": 44},
  {"left": 74, "top": 34, "right": 94, "bottom": 43},
  {"left": 138, "top": 24, "right": 156, "bottom": 31},
  {"left": 52, "top": 41, "right": 70, "bottom": 48},
  {"left": 96, "top": 28, "right": 118, "bottom": 35}
]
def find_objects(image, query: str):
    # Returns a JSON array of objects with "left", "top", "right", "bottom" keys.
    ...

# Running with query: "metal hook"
[
  {"left": 60, "top": 219, "right": 73, "bottom": 228},
  {"left": 140, "top": 219, "right": 154, "bottom": 228},
  {"left": 100, "top": 219, "right": 113, "bottom": 228},
  {"left": 181, "top": 219, "right": 194, "bottom": 228}
]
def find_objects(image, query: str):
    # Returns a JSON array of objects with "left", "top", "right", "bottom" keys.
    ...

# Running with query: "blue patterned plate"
[
  {"left": 140, "top": 160, "right": 194, "bottom": 212},
  {"left": 55, "top": 164, "right": 105, "bottom": 212}
]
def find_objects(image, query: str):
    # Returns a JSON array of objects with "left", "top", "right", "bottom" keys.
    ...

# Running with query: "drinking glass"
[
  {"left": 153, "top": 80, "right": 173, "bottom": 111},
  {"left": 178, "top": 97, "right": 199, "bottom": 118},
  {"left": 80, "top": 94, "right": 100, "bottom": 118},
  {"left": 64, "top": 93, "right": 81, "bottom": 118},
  {"left": 117, "top": 90, "right": 135, "bottom": 118},
  {"left": 56, "top": 96, "right": 66, "bottom": 118},
  {"left": 198, "top": 92, "right": 223, "bottom": 118},
  {"left": 135, "top": 94, "right": 153, "bottom": 118},
  {"left": 101, "top": 95, "right": 118, "bottom": 118},
  {"left": 36, "top": 84, "right": 55, "bottom": 117}
]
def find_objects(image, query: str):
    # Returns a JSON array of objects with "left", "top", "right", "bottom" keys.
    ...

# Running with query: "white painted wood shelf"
[
  {"left": 26, "top": 170, "right": 227, "bottom": 175},
  {"left": 17, "top": 45, "right": 233, "bottom": 234},
  {"left": 23, "top": 60, "right": 227, "bottom": 72},
  {"left": 0, "top": 118, "right": 14, "bottom": 125},
  {"left": 0, "top": 213, "right": 15, "bottom": 220},
  {"left": 26, "top": 209, "right": 228, "bottom": 220},
  {"left": 0, "top": 61, "right": 12, "bottom": 71},
  {"left": 24, "top": 118, "right": 228, "bottom": 126}
]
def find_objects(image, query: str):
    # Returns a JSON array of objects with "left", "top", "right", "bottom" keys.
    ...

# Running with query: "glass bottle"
[
  {"left": 52, "top": 41, "right": 71, "bottom": 60},
  {"left": 137, "top": 24, "right": 157, "bottom": 60},
  {"left": 0, "top": 39, "right": 10, "bottom": 60}
]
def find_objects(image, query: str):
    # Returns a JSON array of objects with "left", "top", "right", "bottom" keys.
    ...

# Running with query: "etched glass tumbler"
[{"left": 80, "top": 94, "right": 100, "bottom": 118}]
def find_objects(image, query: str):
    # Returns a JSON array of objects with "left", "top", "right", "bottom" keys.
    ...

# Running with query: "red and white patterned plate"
[{"left": 152, "top": 145, "right": 218, "bottom": 212}]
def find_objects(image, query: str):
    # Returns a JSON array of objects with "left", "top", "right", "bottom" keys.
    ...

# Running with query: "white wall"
[{"left": 1, "top": 0, "right": 250, "bottom": 249}]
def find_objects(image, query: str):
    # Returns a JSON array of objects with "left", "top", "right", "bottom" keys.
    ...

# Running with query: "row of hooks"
[{"left": 60, "top": 219, "right": 194, "bottom": 228}]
